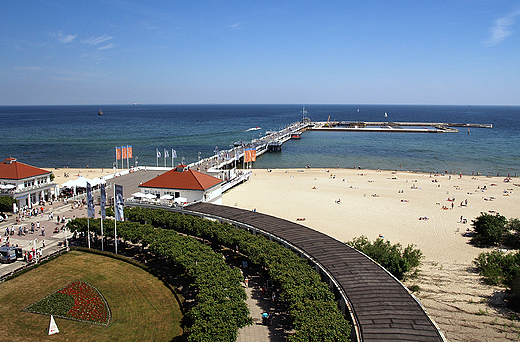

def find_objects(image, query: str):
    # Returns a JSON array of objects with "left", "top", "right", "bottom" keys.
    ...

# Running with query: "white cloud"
[
  {"left": 51, "top": 31, "right": 77, "bottom": 43},
  {"left": 82, "top": 35, "right": 114, "bottom": 45},
  {"left": 486, "top": 8, "right": 520, "bottom": 46},
  {"left": 98, "top": 43, "right": 115, "bottom": 50}
]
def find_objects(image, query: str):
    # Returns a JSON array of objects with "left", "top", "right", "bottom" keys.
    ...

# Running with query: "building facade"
[
  {"left": 139, "top": 164, "right": 223, "bottom": 204},
  {"left": 0, "top": 158, "right": 58, "bottom": 211}
]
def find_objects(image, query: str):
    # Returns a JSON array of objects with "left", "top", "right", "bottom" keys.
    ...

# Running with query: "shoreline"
[
  {"left": 221, "top": 167, "right": 520, "bottom": 341},
  {"left": 43, "top": 165, "right": 520, "bottom": 340}
]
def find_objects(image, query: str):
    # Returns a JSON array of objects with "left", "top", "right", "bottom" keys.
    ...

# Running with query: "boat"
[
  {"left": 291, "top": 132, "right": 301, "bottom": 139},
  {"left": 98, "top": 108, "right": 103, "bottom": 115}
]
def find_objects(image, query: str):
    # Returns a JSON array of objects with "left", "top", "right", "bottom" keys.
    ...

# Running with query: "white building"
[
  {"left": 0, "top": 158, "right": 58, "bottom": 211},
  {"left": 139, "top": 165, "right": 223, "bottom": 204}
]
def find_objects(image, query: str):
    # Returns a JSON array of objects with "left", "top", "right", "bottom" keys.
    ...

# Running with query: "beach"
[
  {"left": 45, "top": 167, "right": 115, "bottom": 186},
  {"left": 223, "top": 168, "right": 520, "bottom": 341},
  {"left": 45, "top": 166, "right": 520, "bottom": 340}
]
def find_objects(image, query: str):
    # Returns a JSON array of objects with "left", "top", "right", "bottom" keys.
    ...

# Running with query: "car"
[{"left": 0, "top": 246, "right": 17, "bottom": 263}]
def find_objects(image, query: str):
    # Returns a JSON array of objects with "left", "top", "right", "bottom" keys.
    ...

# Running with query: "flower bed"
[{"left": 23, "top": 280, "right": 111, "bottom": 326}]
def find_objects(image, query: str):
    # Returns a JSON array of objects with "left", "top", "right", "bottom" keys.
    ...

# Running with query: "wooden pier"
[{"left": 311, "top": 121, "right": 492, "bottom": 133}]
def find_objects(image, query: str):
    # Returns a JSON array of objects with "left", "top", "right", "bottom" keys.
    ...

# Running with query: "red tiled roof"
[
  {"left": 0, "top": 158, "right": 50, "bottom": 180},
  {"left": 139, "top": 168, "right": 222, "bottom": 191}
]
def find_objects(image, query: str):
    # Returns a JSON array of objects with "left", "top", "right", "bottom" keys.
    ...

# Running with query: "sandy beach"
[
  {"left": 45, "top": 166, "right": 520, "bottom": 340},
  {"left": 44, "top": 167, "right": 114, "bottom": 186},
  {"left": 223, "top": 168, "right": 520, "bottom": 341}
]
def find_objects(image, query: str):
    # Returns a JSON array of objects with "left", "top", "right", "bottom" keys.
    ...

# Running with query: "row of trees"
[
  {"left": 67, "top": 218, "right": 251, "bottom": 342},
  {"left": 124, "top": 206, "right": 352, "bottom": 342}
]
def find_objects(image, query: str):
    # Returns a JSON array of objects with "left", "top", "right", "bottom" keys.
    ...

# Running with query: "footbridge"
[{"left": 185, "top": 202, "right": 446, "bottom": 342}]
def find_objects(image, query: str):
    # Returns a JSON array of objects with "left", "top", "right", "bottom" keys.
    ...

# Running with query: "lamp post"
[{"left": 135, "top": 156, "right": 138, "bottom": 168}]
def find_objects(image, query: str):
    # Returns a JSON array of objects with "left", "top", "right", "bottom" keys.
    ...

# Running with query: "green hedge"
[
  {"left": 124, "top": 207, "right": 351, "bottom": 342},
  {"left": 68, "top": 218, "right": 251, "bottom": 342}
]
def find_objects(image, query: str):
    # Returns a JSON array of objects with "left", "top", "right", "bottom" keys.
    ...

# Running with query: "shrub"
[
  {"left": 346, "top": 236, "right": 423, "bottom": 280},
  {"left": 471, "top": 212, "right": 508, "bottom": 247},
  {"left": 0, "top": 196, "right": 15, "bottom": 212}
]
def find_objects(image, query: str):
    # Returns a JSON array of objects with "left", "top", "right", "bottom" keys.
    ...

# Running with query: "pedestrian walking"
[
  {"left": 244, "top": 277, "right": 249, "bottom": 288},
  {"left": 268, "top": 311, "right": 274, "bottom": 325}
]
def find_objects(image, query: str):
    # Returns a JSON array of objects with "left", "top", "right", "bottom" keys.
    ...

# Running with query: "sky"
[{"left": 1, "top": 1, "right": 520, "bottom": 106}]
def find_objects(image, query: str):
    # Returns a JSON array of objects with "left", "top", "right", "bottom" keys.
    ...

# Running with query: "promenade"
[
  {"left": 0, "top": 172, "right": 286, "bottom": 342},
  {"left": 0, "top": 201, "right": 83, "bottom": 279}
]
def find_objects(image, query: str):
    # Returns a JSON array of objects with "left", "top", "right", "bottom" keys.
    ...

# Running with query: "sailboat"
[
  {"left": 98, "top": 108, "right": 103, "bottom": 115},
  {"left": 384, "top": 112, "right": 388, "bottom": 118}
]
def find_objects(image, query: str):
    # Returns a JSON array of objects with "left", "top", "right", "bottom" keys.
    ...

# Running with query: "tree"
[
  {"left": 471, "top": 212, "right": 508, "bottom": 247},
  {"left": 0, "top": 196, "right": 15, "bottom": 212}
]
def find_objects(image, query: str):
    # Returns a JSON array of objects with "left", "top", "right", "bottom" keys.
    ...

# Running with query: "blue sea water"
[{"left": 0, "top": 104, "right": 518, "bottom": 176}]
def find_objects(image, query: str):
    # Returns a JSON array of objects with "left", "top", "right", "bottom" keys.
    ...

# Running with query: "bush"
[
  {"left": 503, "top": 219, "right": 520, "bottom": 249},
  {"left": 471, "top": 212, "right": 508, "bottom": 247},
  {"left": 0, "top": 196, "right": 15, "bottom": 212},
  {"left": 346, "top": 236, "right": 423, "bottom": 280}
]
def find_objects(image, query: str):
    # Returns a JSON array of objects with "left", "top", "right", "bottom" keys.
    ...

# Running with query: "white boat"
[{"left": 98, "top": 108, "right": 103, "bottom": 115}]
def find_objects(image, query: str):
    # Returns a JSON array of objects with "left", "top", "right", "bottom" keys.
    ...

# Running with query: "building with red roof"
[
  {"left": 139, "top": 165, "right": 223, "bottom": 204},
  {"left": 0, "top": 158, "right": 58, "bottom": 211}
]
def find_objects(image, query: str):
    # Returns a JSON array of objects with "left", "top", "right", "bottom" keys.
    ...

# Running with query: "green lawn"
[{"left": 0, "top": 250, "right": 184, "bottom": 342}]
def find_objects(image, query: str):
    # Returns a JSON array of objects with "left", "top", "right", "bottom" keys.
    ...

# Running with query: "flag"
[
  {"left": 244, "top": 149, "right": 251, "bottom": 163},
  {"left": 116, "top": 147, "right": 121, "bottom": 160},
  {"left": 87, "top": 182, "right": 95, "bottom": 218},
  {"left": 100, "top": 184, "right": 106, "bottom": 219},
  {"left": 48, "top": 315, "right": 59, "bottom": 335},
  {"left": 122, "top": 146, "right": 127, "bottom": 159},
  {"left": 165, "top": 149, "right": 169, "bottom": 158},
  {"left": 127, "top": 146, "right": 133, "bottom": 158},
  {"left": 115, "top": 184, "right": 124, "bottom": 221},
  {"left": 156, "top": 149, "right": 161, "bottom": 158},
  {"left": 172, "top": 149, "right": 177, "bottom": 158},
  {"left": 251, "top": 149, "right": 257, "bottom": 162}
]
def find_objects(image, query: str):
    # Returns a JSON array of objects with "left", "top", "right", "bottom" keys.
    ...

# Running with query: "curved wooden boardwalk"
[{"left": 186, "top": 202, "right": 445, "bottom": 342}]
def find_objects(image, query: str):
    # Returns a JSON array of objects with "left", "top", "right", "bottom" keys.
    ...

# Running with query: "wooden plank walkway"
[{"left": 186, "top": 202, "right": 445, "bottom": 342}]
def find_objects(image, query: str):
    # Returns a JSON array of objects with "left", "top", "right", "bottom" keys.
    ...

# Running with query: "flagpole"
[
  {"left": 114, "top": 186, "right": 117, "bottom": 254},
  {"left": 172, "top": 149, "right": 174, "bottom": 168},
  {"left": 87, "top": 217, "right": 90, "bottom": 249},
  {"left": 164, "top": 148, "right": 166, "bottom": 167},
  {"left": 101, "top": 217, "right": 104, "bottom": 252},
  {"left": 126, "top": 145, "right": 129, "bottom": 170},
  {"left": 156, "top": 148, "right": 158, "bottom": 167}
]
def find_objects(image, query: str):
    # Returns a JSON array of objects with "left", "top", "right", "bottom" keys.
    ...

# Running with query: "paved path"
[
  {"left": 237, "top": 266, "right": 292, "bottom": 342},
  {"left": 0, "top": 201, "right": 85, "bottom": 277}
]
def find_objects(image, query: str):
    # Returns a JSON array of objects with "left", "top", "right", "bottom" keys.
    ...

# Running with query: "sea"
[{"left": 0, "top": 104, "right": 519, "bottom": 176}]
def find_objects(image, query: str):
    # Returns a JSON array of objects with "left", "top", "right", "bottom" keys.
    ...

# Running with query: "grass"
[{"left": 0, "top": 250, "right": 184, "bottom": 342}]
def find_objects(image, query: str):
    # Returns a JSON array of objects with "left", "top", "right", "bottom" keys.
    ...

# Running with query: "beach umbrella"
[
  {"left": 143, "top": 193, "right": 156, "bottom": 199},
  {"left": 174, "top": 196, "right": 187, "bottom": 204},
  {"left": 131, "top": 192, "right": 145, "bottom": 198},
  {"left": 160, "top": 194, "right": 173, "bottom": 200}
]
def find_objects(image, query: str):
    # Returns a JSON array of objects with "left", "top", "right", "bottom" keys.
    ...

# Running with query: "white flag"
[
  {"left": 48, "top": 315, "right": 59, "bottom": 335},
  {"left": 165, "top": 149, "right": 169, "bottom": 158},
  {"left": 172, "top": 149, "right": 177, "bottom": 158},
  {"left": 156, "top": 149, "right": 161, "bottom": 158}
]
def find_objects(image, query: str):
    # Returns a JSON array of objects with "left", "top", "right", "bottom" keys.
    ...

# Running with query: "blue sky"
[{"left": 1, "top": 1, "right": 519, "bottom": 105}]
